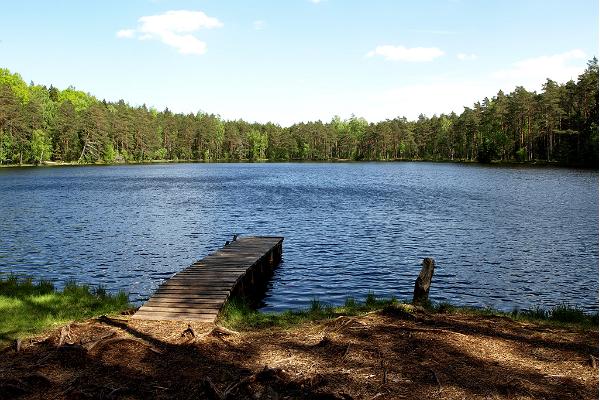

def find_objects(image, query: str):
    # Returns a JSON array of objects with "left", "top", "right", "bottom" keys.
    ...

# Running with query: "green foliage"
[
  {"left": 344, "top": 297, "right": 357, "bottom": 308},
  {"left": 103, "top": 142, "right": 116, "bottom": 163},
  {"left": 153, "top": 147, "right": 168, "bottom": 160},
  {"left": 220, "top": 295, "right": 398, "bottom": 331},
  {"left": 30, "top": 129, "right": 52, "bottom": 163},
  {"left": 0, "top": 59, "right": 597, "bottom": 167},
  {"left": 309, "top": 298, "right": 326, "bottom": 313},
  {"left": 0, "top": 130, "right": 13, "bottom": 163},
  {"left": 247, "top": 129, "right": 268, "bottom": 160},
  {"left": 119, "top": 149, "right": 132, "bottom": 162},
  {"left": 0, "top": 275, "right": 130, "bottom": 345},
  {"left": 57, "top": 87, "right": 95, "bottom": 112},
  {"left": 431, "top": 301, "right": 598, "bottom": 328},
  {"left": 476, "top": 137, "right": 496, "bottom": 163},
  {"left": 220, "top": 295, "right": 597, "bottom": 332},
  {"left": 515, "top": 147, "right": 527, "bottom": 162},
  {"left": 364, "top": 291, "right": 377, "bottom": 307},
  {"left": 548, "top": 304, "right": 595, "bottom": 324},
  {"left": 0, "top": 68, "right": 29, "bottom": 103}
]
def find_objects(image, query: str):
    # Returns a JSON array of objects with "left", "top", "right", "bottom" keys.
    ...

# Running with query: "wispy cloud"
[
  {"left": 363, "top": 49, "right": 588, "bottom": 122},
  {"left": 409, "top": 29, "right": 455, "bottom": 35},
  {"left": 366, "top": 45, "right": 444, "bottom": 62},
  {"left": 309, "top": 0, "right": 325, "bottom": 4},
  {"left": 368, "top": 81, "right": 486, "bottom": 120},
  {"left": 116, "top": 29, "right": 136, "bottom": 38},
  {"left": 117, "top": 10, "right": 223, "bottom": 55},
  {"left": 253, "top": 20, "right": 266, "bottom": 30},
  {"left": 493, "top": 49, "right": 586, "bottom": 89},
  {"left": 457, "top": 53, "right": 478, "bottom": 61}
]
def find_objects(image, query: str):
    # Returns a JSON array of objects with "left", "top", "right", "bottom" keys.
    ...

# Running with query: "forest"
[{"left": 0, "top": 58, "right": 597, "bottom": 167}]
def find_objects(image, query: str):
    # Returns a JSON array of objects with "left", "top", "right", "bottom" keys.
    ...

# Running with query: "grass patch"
[
  {"left": 221, "top": 294, "right": 598, "bottom": 331},
  {"left": 220, "top": 294, "right": 398, "bottom": 330},
  {"left": 431, "top": 301, "right": 598, "bottom": 329},
  {"left": 0, "top": 275, "right": 130, "bottom": 346}
]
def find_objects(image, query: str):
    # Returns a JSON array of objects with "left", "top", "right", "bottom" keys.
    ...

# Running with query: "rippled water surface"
[{"left": 0, "top": 163, "right": 597, "bottom": 312}]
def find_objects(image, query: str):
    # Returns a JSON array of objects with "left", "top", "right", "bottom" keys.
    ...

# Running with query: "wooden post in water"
[{"left": 413, "top": 258, "right": 435, "bottom": 305}]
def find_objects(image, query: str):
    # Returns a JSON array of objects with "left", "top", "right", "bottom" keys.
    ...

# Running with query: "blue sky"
[{"left": 0, "top": 0, "right": 597, "bottom": 125}]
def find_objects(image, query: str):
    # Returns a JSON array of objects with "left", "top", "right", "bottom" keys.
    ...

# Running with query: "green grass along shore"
[
  {"left": 0, "top": 275, "right": 130, "bottom": 346},
  {"left": 219, "top": 294, "right": 599, "bottom": 331},
  {"left": 0, "top": 275, "right": 597, "bottom": 347}
]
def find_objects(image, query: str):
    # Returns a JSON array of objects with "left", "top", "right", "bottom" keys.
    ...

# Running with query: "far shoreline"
[{"left": 0, "top": 158, "right": 594, "bottom": 170}]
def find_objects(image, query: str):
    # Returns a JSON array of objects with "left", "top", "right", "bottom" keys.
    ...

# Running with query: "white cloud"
[
  {"left": 159, "top": 32, "right": 207, "bottom": 55},
  {"left": 361, "top": 49, "right": 589, "bottom": 123},
  {"left": 310, "top": 0, "right": 325, "bottom": 3},
  {"left": 492, "top": 49, "right": 586, "bottom": 90},
  {"left": 116, "top": 29, "right": 135, "bottom": 38},
  {"left": 138, "top": 10, "right": 223, "bottom": 33},
  {"left": 116, "top": 10, "right": 223, "bottom": 55},
  {"left": 457, "top": 52, "right": 478, "bottom": 61},
  {"left": 366, "top": 45, "right": 444, "bottom": 62},
  {"left": 253, "top": 20, "right": 266, "bottom": 30},
  {"left": 365, "top": 81, "right": 487, "bottom": 120}
]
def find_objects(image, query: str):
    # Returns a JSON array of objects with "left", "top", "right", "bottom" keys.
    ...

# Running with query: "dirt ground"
[{"left": 0, "top": 308, "right": 597, "bottom": 400}]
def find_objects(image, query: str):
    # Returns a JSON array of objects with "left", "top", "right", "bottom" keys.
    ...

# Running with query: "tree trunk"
[{"left": 413, "top": 258, "right": 435, "bottom": 305}]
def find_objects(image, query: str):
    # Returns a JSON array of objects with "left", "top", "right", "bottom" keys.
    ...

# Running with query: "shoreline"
[
  {"left": 1, "top": 272, "right": 597, "bottom": 346},
  {"left": 1, "top": 276, "right": 597, "bottom": 398},
  {"left": 1, "top": 299, "right": 597, "bottom": 399},
  {"left": 0, "top": 158, "right": 591, "bottom": 170}
]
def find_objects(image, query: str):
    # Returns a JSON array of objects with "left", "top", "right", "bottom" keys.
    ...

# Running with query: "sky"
[{"left": 0, "top": 0, "right": 598, "bottom": 126}]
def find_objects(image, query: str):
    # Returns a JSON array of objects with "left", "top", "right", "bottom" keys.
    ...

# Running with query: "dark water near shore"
[{"left": 0, "top": 162, "right": 597, "bottom": 312}]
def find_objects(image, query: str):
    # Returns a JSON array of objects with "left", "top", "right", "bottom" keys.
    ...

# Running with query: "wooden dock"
[{"left": 133, "top": 236, "right": 283, "bottom": 322}]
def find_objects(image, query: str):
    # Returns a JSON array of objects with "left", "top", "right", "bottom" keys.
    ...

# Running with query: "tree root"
[
  {"left": 181, "top": 324, "right": 198, "bottom": 340},
  {"left": 57, "top": 325, "right": 72, "bottom": 347},
  {"left": 209, "top": 326, "right": 239, "bottom": 337},
  {"left": 81, "top": 331, "right": 118, "bottom": 351}
]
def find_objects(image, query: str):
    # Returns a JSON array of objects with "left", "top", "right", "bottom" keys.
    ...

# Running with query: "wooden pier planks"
[{"left": 132, "top": 236, "right": 283, "bottom": 322}]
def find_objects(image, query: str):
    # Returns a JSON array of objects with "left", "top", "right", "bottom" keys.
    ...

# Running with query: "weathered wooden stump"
[{"left": 413, "top": 258, "right": 435, "bottom": 305}]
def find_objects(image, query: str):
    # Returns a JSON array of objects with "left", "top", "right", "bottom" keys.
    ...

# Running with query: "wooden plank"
[
  {"left": 149, "top": 294, "right": 229, "bottom": 300},
  {"left": 184, "top": 268, "right": 250, "bottom": 272},
  {"left": 159, "top": 284, "right": 237, "bottom": 289},
  {"left": 176, "top": 269, "right": 249, "bottom": 274},
  {"left": 132, "top": 312, "right": 217, "bottom": 322},
  {"left": 159, "top": 281, "right": 238, "bottom": 287},
  {"left": 131, "top": 314, "right": 216, "bottom": 322},
  {"left": 168, "top": 275, "right": 245, "bottom": 281},
  {"left": 197, "top": 264, "right": 249, "bottom": 268},
  {"left": 135, "top": 306, "right": 219, "bottom": 315},
  {"left": 168, "top": 273, "right": 242, "bottom": 278},
  {"left": 170, "top": 273, "right": 243, "bottom": 278},
  {"left": 157, "top": 286, "right": 234, "bottom": 292},
  {"left": 166, "top": 276, "right": 240, "bottom": 281},
  {"left": 144, "top": 297, "right": 225, "bottom": 304},
  {"left": 154, "top": 291, "right": 231, "bottom": 296},
  {"left": 174, "top": 270, "right": 249, "bottom": 275},
  {"left": 135, "top": 310, "right": 218, "bottom": 321},
  {"left": 156, "top": 285, "right": 232, "bottom": 291},
  {"left": 137, "top": 305, "right": 220, "bottom": 314},
  {"left": 158, "top": 284, "right": 237, "bottom": 290},
  {"left": 171, "top": 274, "right": 247, "bottom": 279},
  {"left": 180, "top": 265, "right": 253, "bottom": 269},
  {"left": 133, "top": 236, "right": 283, "bottom": 322},
  {"left": 144, "top": 300, "right": 223, "bottom": 309},
  {"left": 166, "top": 276, "right": 241, "bottom": 281}
]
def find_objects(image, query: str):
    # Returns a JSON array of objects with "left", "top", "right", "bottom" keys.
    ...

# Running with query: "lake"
[{"left": 0, "top": 162, "right": 597, "bottom": 312}]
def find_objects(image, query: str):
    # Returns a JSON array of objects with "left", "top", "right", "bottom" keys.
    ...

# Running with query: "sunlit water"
[{"left": 0, "top": 162, "right": 597, "bottom": 312}]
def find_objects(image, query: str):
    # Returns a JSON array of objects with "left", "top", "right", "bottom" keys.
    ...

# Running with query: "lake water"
[{"left": 0, "top": 162, "right": 597, "bottom": 312}]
